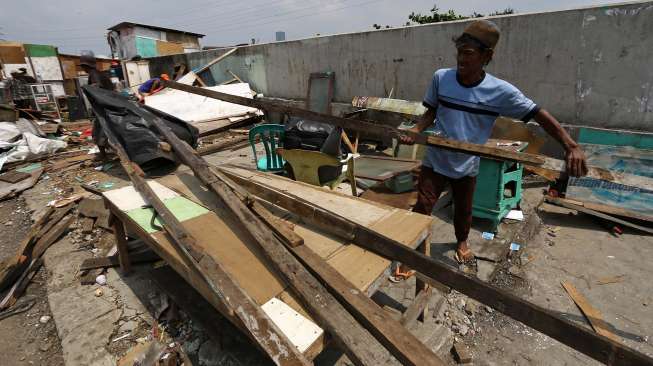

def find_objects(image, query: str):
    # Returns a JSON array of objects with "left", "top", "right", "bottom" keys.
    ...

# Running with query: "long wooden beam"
[
  {"left": 162, "top": 80, "right": 544, "bottom": 165},
  {"left": 163, "top": 81, "right": 653, "bottom": 190},
  {"left": 143, "top": 113, "right": 397, "bottom": 365},
  {"left": 92, "top": 103, "right": 310, "bottom": 366},
  {"left": 218, "top": 165, "right": 653, "bottom": 366},
  {"left": 351, "top": 96, "right": 653, "bottom": 189}
]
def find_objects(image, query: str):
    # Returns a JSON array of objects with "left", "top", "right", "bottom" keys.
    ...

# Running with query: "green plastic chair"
[{"left": 249, "top": 124, "right": 285, "bottom": 172}]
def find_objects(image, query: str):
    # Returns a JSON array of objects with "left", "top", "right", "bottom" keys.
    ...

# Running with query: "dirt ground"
[{"left": 0, "top": 197, "right": 65, "bottom": 366}]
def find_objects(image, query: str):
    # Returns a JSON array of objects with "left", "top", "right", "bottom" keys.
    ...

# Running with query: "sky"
[{"left": 0, "top": 0, "right": 630, "bottom": 56}]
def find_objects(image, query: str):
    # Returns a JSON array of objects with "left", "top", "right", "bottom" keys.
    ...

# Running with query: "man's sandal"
[
  {"left": 454, "top": 247, "right": 475, "bottom": 264},
  {"left": 389, "top": 267, "right": 416, "bottom": 283}
]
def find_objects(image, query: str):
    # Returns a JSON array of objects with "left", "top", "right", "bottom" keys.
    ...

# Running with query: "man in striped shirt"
[{"left": 401, "top": 20, "right": 587, "bottom": 264}]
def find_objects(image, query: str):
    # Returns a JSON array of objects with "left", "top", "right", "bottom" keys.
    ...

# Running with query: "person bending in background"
[{"left": 136, "top": 74, "right": 169, "bottom": 102}]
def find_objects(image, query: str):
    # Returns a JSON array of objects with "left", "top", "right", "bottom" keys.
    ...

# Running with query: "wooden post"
[
  {"left": 110, "top": 213, "right": 132, "bottom": 275},
  {"left": 415, "top": 235, "right": 430, "bottom": 322}
]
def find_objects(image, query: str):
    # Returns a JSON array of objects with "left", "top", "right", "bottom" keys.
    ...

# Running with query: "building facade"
[{"left": 107, "top": 22, "right": 204, "bottom": 60}]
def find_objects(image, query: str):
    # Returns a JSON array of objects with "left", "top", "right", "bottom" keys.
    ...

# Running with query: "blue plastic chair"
[{"left": 249, "top": 124, "right": 285, "bottom": 172}]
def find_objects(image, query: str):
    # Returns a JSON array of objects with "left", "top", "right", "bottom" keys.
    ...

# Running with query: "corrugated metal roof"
[{"left": 107, "top": 22, "right": 205, "bottom": 38}]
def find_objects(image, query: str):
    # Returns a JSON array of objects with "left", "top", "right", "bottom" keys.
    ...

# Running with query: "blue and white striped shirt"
[{"left": 422, "top": 68, "right": 539, "bottom": 178}]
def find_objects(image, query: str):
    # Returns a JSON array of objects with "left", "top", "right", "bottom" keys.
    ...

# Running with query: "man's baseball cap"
[{"left": 461, "top": 20, "right": 500, "bottom": 49}]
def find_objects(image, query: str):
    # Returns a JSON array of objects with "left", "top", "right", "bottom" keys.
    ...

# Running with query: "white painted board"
[
  {"left": 261, "top": 297, "right": 323, "bottom": 353},
  {"left": 30, "top": 56, "right": 63, "bottom": 81},
  {"left": 103, "top": 180, "right": 178, "bottom": 211},
  {"left": 145, "top": 82, "right": 261, "bottom": 123}
]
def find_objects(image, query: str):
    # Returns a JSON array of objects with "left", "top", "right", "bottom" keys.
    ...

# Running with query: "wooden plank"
[
  {"left": 164, "top": 81, "right": 653, "bottom": 190},
  {"left": 79, "top": 251, "right": 159, "bottom": 271},
  {"left": 112, "top": 216, "right": 132, "bottom": 274},
  {"left": 219, "top": 165, "right": 653, "bottom": 366},
  {"left": 163, "top": 80, "right": 543, "bottom": 166},
  {"left": 561, "top": 281, "right": 620, "bottom": 343},
  {"left": 97, "top": 109, "right": 311, "bottom": 366},
  {"left": 197, "top": 135, "right": 249, "bottom": 155},
  {"left": 544, "top": 196, "right": 653, "bottom": 234},
  {"left": 0, "top": 206, "right": 54, "bottom": 290},
  {"left": 401, "top": 287, "right": 432, "bottom": 328},
  {"left": 284, "top": 242, "right": 445, "bottom": 366},
  {"left": 0, "top": 170, "right": 31, "bottom": 183},
  {"left": 145, "top": 114, "right": 397, "bottom": 365}
]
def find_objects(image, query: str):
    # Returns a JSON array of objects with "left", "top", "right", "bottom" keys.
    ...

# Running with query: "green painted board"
[
  {"left": 125, "top": 196, "right": 210, "bottom": 233},
  {"left": 135, "top": 37, "right": 158, "bottom": 58},
  {"left": 24, "top": 44, "right": 57, "bottom": 57},
  {"left": 16, "top": 163, "right": 42, "bottom": 173},
  {"left": 578, "top": 128, "right": 653, "bottom": 149}
]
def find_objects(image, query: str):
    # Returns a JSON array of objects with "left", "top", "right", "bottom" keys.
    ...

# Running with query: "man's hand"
[
  {"left": 399, "top": 127, "right": 420, "bottom": 145},
  {"left": 565, "top": 145, "right": 588, "bottom": 177}
]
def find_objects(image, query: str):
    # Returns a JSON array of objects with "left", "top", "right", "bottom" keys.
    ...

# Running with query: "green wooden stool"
[{"left": 472, "top": 141, "right": 528, "bottom": 231}]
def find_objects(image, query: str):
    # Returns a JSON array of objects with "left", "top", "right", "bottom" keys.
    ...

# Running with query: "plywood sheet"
[
  {"left": 370, "top": 210, "right": 433, "bottom": 249},
  {"left": 156, "top": 40, "right": 184, "bottom": 56},
  {"left": 126, "top": 197, "right": 210, "bottom": 233},
  {"left": 292, "top": 222, "right": 344, "bottom": 259},
  {"left": 150, "top": 213, "right": 287, "bottom": 305},
  {"left": 0, "top": 44, "right": 26, "bottom": 64},
  {"left": 103, "top": 180, "right": 179, "bottom": 211},
  {"left": 61, "top": 60, "right": 77, "bottom": 79},
  {"left": 223, "top": 165, "right": 392, "bottom": 226},
  {"left": 150, "top": 169, "right": 431, "bottom": 321},
  {"left": 326, "top": 245, "right": 391, "bottom": 291}
]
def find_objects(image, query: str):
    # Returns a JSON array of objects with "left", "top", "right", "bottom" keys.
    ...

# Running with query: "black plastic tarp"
[{"left": 82, "top": 85, "right": 198, "bottom": 172}]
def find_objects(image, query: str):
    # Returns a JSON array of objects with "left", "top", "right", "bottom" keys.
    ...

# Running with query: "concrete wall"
[{"left": 146, "top": 1, "right": 653, "bottom": 131}]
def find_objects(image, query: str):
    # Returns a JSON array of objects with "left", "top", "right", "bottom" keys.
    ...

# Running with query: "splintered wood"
[{"left": 561, "top": 281, "right": 620, "bottom": 343}]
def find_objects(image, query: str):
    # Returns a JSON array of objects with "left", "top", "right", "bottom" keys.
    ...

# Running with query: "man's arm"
[
  {"left": 533, "top": 109, "right": 588, "bottom": 177},
  {"left": 399, "top": 107, "right": 436, "bottom": 144}
]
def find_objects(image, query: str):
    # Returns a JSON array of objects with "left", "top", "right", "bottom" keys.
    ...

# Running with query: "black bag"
[
  {"left": 283, "top": 117, "right": 342, "bottom": 157},
  {"left": 82, "top": 85, "right": 198, "bottom": 174},
  {"left": 283, "top": 117, "right": 343, "bottom": 184}
]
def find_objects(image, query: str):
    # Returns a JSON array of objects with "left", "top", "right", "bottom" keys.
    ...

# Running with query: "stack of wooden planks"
[{"left": 93, "top": 84, "right": 653, "bottom": 366}]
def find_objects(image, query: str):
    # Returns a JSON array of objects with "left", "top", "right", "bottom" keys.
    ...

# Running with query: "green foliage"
[{"left": 406, "top": 4, "right": 515, "bottom": 25}]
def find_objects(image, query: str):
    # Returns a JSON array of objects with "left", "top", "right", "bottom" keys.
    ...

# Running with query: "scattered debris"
[
  {"left": 39, "top": 315, "right": 51, "bottom": 323},
  {"left": 481, "top": 232, "right": 495, "bottom": 240},
  {"left": 95, "top": 274, "right": 107, "bottom": 286},
  {"left": 505, "top": 209, "right": 524, "bottom": 221},
  {"left": 452, "top": 342, "right": 473, "bottom": 364},
  {"left": 596, "top": 275, "right": 626, "bottom": 285}
]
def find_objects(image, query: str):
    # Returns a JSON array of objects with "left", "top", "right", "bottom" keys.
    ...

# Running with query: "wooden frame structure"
[
  {"left": 88, "top": 82, "right": 653, "bottom": 365},
  {"left": 103, "top": 173, "right": 440, "bottom": 364}
]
